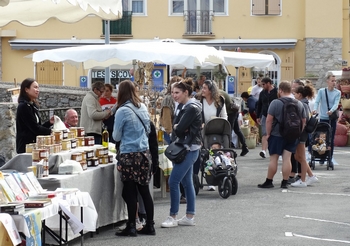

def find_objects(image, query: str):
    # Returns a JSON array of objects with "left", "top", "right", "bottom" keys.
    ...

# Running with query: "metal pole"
[
  {"left": 104, "top": 20, "right": 110, "bottom": 84},
  {"left": 235, "top": 67, "right": 238, "bottom": 97}
]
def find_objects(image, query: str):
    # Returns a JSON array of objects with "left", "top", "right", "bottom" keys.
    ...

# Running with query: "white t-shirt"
[
  {"left": 251, "top": 85, "right": 263, "bottom": 100},
  {"left": 202, "top": 98, "right": 228, "bottom": 123}
]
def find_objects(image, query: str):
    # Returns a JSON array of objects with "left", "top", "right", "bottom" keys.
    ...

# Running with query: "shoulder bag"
[
  {"left": 325, "top": 89, "right": 339, "bottom": 121},
  {"left": 304, "top": 104, "right": 319, "bottom": 134},
  {"left": 164, "top": 141, "right": 188, "bottom": 164}
]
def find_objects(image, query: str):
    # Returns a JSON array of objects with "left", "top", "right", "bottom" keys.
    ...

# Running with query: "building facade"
[{"left": 0, "top": 0, "right": 349, "bottom": 93}]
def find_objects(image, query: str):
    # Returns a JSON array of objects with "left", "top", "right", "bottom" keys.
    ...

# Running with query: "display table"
[
  {"left": 158, "top": 146, "right": 173, "bottom": 198},
  {"left": 38, "top": 163, "right": 127, "bottom": 228},
  {"left": 0, "top": 145, "right": 106, "bottom": 174}
]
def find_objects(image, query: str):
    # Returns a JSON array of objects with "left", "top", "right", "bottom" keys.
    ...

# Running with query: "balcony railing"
[
  {"left": 184, "top": 10, "right": 214, "bottom": 35},
  {"left": 103, "top": 11, "right": 132, "bottom": 35}
]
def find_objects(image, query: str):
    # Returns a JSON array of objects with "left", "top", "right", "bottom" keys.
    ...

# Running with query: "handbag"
[
  {"left": 305, "top": 114, "right": 318, "bottom": 133},
  {"left": 325, "top": 89, "right": 339, "bottom": 121},
  {"left": 164, "top": 142, "right": 188, "bottom": 164}
]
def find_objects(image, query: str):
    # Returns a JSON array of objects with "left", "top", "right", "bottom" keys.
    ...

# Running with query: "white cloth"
[{"left": 251, "top": 85, "right": 263, "bottom": 100}]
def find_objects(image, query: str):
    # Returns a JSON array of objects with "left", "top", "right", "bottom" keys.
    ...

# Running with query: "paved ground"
[{"left": 69, "top": 145, "right": 350, "bottom": 246}]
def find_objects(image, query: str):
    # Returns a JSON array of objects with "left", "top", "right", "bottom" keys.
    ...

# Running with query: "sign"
[
  {"left": 91, "top": 70, "right": 131, "bottom": 79},
  {"left": 152, "top": 69, "right": 164, "bottom": 91},
  {"left": 80, "top": 76, "right": 88, "bottom": 88},
  {"left": 226, "top": 76, "right": 235, "bottom": 94}
]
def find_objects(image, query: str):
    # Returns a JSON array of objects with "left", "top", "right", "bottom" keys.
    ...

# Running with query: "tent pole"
[
  {"left": 235, "top": 67, "right": 238, "bottom": 97},
  {"left": 104, "top": 20, "right": 111, "bottom": 84}
]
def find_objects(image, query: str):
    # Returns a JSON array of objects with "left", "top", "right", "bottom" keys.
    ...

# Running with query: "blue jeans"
[
  {"left": 169, "top": 149, "right": 199, "bottom": 216},
  {"left": 320, "top": 119, "right": 337, "bottom": 158}
]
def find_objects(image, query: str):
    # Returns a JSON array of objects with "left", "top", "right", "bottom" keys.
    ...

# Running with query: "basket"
[
  {"left": 340, "top": 85, "right": 350, "bottom": 93},
  {"left": 341, "top": 98, "right": 350, "bottom": 109},
  {"left": 240, "top": 126, "right": 250, "bottom": 137},
  {"left": 246, "top": 134, "right": 256, "bottom": 149}
]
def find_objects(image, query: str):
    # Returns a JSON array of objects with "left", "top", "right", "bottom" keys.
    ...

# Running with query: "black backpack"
[{"left": 278, "top": 97, "right": 303, "bottom": 143}]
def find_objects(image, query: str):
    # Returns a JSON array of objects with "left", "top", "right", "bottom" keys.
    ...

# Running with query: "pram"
[
  {"left": 197, "top": 118, "right": 238, "bottom": 199},
  {"left": 308, "top": 122, "right": 333, "bottom": 170}
]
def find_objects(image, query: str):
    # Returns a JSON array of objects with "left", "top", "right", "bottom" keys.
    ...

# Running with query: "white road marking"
[
  {"left": 285, "top": 190, "right": 350, "bottom": 197},
  {"left": 285, "top": 232, "right": 350, "bottom": 244},
  {"left": 284, "top": 215, "right": 350, "bottom": 227}
]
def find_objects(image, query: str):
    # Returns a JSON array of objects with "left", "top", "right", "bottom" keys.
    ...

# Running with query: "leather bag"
[
  {"left": 305, "top": 114, "right": 319, "bottom": 133},
  {"left": 165, "top": 142, "right": 188, "bottom": 164}
]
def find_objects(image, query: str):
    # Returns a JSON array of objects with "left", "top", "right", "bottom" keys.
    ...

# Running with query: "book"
[
  {"left": 10, "top": 172, "right": 29, "bottom": 198},
  {"left": 4, "top": 174, "right": 26, "bottom": 201},
  {"left": 20, "top": 173, "right": 38, "bottom": 196},
  {"left": 25, "top": 172, "right": 45, "bottom": 194},
  {"left": 0, "top": 173, "right": 16, "bottom": 202},
  {"left": 0, "top": 203, "right": 25, "bottom": 215},
  {"left": 24, "top": 200, "right": 51, "bottom": 208}
]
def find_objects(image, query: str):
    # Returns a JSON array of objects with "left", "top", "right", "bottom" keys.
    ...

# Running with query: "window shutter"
[
  {"left": 252, "top": 0, "right": 266, "bottom": 15},
  {"left": 268, "top": 0, "right": 280, "bottom": 15}
]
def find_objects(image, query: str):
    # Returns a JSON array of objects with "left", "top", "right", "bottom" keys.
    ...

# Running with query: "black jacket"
[
  {"left": 16, "top": 100, "right": 52, "bottom": 153},
  {"left": 171, "top": 101, "right": 202, "bottom": 146},
  {"left": 256, "top": 87, "right": 278, "bottom": 118}
]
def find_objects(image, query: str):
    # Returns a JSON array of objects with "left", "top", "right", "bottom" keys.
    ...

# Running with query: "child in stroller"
[
  {"left": 197, "top": 118, "right": 238, "bottom": 198},
  {"left": 209, "top": 142, "right": 234, "bottom": 170},
  {"left": 309, "top": 122, "right": 333, "bottom": 170}
]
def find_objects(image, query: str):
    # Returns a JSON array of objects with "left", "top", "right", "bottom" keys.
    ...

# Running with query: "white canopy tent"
[
  {"left": 31, "top": 41, "right": 225, "bottom": 69},
  {"left": 0, "top": 0, "right": 122, "bottom": 27}
]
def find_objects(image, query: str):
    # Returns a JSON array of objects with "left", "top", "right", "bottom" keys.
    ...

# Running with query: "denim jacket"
[{"left": 112, "top": 101, "right": 150, "bottom": 154}]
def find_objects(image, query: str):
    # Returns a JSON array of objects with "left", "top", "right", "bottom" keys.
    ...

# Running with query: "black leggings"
[{"left": 122, "top": 181, "right": 154, "bottom": 224}]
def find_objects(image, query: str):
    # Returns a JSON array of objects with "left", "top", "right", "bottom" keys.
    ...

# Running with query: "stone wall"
[
  {"left": 0, "top": 82, "right": 90, "bottom": 163},
  {"left": 305, "top": 38, "right": 342, "bottom": 88}
]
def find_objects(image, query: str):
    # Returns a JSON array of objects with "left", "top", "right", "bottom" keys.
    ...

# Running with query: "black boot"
[
  {"left": 115, "top": 222, "right": 137, "bottom": 237},
  {"left": 240, "top": 145, "right": 249, "bottom": 156},
  {"left": 138, "top": 220, "right": 156, "bottom": 235}
]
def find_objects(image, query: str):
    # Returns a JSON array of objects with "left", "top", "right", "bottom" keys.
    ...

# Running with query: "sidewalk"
[{"left": 69, "top": 145, "right": 350, "bottom": 246}]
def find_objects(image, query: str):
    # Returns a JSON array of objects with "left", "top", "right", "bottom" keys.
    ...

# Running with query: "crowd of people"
[{"left": 14, "top": 71, "right": 341, "bottom": 235}]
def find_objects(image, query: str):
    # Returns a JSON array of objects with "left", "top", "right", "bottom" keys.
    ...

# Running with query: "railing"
[
  {"left": 104, "top": 11, "right": 132, "bottom": 35},
  {"left": 39, "top": 107, "right": 81, "bottom": 125},
  {"left": 184, "top": 10, "right": 213, "bottom": 35}
]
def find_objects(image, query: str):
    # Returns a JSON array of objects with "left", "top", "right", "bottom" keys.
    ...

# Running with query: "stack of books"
[
  {"left": 24, "top": 200, "right": 52, "bottom": 209},
  {"left": 0, "top": 203, "right": 25, "bottom": 215}
]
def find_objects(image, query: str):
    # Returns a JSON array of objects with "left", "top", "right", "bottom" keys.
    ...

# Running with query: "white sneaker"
[
  {"left": 161, "top": 216, "right": 178, "bottom": 228},
  {"left": 291, "top": 180, "right": 307, "bottom": 188},
  {"left": 207, "top": 185, "right": 216, "bottom": 191},
  {"left": 259, "top": 150, "right": 266, "bottom": 158},
  {"left": 135, "top": 218, "right": 143, "bottom": 231},
  {"left": 178, "top": 216, "right": 196, "bottom": 226},
  {"left": 306, "top": 175, "right": 318, "bottom": 186}
]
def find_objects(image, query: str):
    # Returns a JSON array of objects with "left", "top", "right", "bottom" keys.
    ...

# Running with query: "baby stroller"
[
  {"left": 308, "top": 122, "right": 333, "bottom": 170},
  {"left": 198, "top": 118, "right": 238, "bottom": 199}
]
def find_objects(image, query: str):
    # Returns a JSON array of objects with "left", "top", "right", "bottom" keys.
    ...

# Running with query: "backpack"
[{"left": 278, "top": 97, "right": 303, "bottom": 143}]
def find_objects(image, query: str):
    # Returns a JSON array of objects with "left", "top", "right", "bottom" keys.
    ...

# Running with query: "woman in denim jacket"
[
  {"left": 113, "top": 80, "right": 155, "bottom": 237},
  {"left": 161, "top": 78, "right": 202, "bottom": 228}
]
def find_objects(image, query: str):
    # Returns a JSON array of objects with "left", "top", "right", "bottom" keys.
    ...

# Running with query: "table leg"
[{"left": 160, "top": 170, "right": 166, "bottom": 198}]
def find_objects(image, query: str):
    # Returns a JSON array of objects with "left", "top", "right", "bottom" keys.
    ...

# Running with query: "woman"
[
  {"left": 197, "top": 80, "right": 227, "bottom": 191},
  {"left": 16, "top": 78, "right": 53, "bottom": 154},
  {"left": 112, "top": 80, "right": 155, "bottom": 236},
  {"left": 99, "top": 84, "right": 117, "bottom": 143},
  {"left": 198, "top": 80, "right": 227, "bottom": 123},
  {"left": 161, "top": 78, "right": 202, "bottom": 228},
  {"left": 291, "top": 85, "right": 318, "bottom": 187}
]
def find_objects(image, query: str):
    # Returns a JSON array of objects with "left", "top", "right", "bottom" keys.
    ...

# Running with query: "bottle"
[
  {"left": 102, "top": 126, "right": 109, "bottom": 148},
  {"left": 157, "top": 128, "right": 164, "bottom": 146}
]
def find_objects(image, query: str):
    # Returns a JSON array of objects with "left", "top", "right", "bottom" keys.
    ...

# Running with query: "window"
[
  {"left": 169, "top": 0, "right": 227, "bottom": 16},
  {"left": 123, "top": 0, "right": 146, "bottom": 15},
  {"left": 252, "top": 0, "right": 281, "bottom": 16}
]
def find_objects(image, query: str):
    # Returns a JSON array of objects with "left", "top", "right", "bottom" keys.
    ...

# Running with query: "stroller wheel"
[
  {"left": 218, "top": 178, "right": 232, "bottom": 199},
  {"left": 231, "top": 176, "right": 238, "bottom": 195}
]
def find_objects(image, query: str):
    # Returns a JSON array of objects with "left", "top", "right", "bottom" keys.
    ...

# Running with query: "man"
[
  {"left": 250, "top": 75, "right": 263, "bottom": 100},
  {"left": 197, "top": 74, "right": 206, "bottom": 88},
  {"left": 256, "top": 77, "right": 278, "bottom": 158},
  {"left": 313, "top": 72, "right": 341, "bottom": 165},
  {"left": 221, "top": 90, "right": 249, "bottom": 156},
  {"left": 241, "top": 91, "right": 258, "bottom": 125},
  {"left": 64, "top": 108, "right": 79, "bottom": 128},
  {"left": 80, "top": 81, "right": 111, "bottom": 144},
  {"left": 258, "top": 81, "right": 306, "bottom": 189}
]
